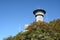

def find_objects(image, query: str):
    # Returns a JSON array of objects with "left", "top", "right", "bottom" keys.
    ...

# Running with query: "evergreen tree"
[{"left": 4, "top": 19, "right": 60, "bottom": 40}]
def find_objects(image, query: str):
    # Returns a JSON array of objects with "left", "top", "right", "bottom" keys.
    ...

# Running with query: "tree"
[
  {"left": 4, "top": 36, "right": 13, "bottom": 40},
  {"left": 4, "top": 19, "right": 60, "bottom": 40}
]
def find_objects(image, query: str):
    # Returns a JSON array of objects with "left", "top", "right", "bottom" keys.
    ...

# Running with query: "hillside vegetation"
[{"left": 4, "top": 19, "right": 60, "bottom": 40}]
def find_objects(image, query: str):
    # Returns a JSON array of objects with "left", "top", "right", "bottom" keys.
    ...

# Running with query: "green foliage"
[
  {"left": 4, "top": 36, "right": 13, "bottom": 40},
  {"left": 4, "top": 19, "right": 60, "bottom": 40}
]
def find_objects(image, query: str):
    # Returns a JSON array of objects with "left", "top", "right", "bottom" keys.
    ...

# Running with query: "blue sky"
[{"left": 0, "top": 0, "right": 60, "bottom": 40}]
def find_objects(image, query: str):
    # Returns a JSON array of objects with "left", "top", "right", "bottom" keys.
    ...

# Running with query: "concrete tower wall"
[
  {"left": 36, "top": 15, "right": 43, "bottom": 22},
  {"left": 35, "top": 12, "right": 44, "bottom": 16},
  {"left": 33, "top": 9, "right": 46, "bottom": 22},
  {"left": 35, "top": 12, "right": 44, "bottom": 22}
]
